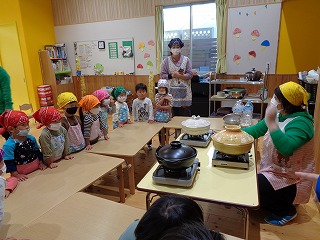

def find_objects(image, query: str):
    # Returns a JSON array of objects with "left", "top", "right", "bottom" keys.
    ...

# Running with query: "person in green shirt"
[
  {"left": 243, "top": 81, "right": 315, "bottom": 226},
  {"left": 0, "top": 66, "right": 13, "bottom": 139}
]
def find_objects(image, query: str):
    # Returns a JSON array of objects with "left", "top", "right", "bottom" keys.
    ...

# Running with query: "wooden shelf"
[
  {"left": 55, "top": 70, "right": 72, "bottom": 75},
  {"left": 210, "top": 79, "right": 264, "bottom": 85}
]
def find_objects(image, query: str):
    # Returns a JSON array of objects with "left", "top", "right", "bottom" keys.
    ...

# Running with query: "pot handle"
[{"left": 170, "top": 141, "right": 182, "bottom": 148}]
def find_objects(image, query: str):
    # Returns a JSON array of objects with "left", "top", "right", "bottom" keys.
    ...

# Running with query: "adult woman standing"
[
  {"left": 160, "top": 38, "right": 193, "bottom": 117},
  {"left": 243, "top": 81, "right": 314, "bottom": 226}
]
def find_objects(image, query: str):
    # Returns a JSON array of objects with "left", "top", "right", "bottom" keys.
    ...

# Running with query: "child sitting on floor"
[
  {"left": 154, "top": 79, "right": 173, "bottom": 123},
  {"left": 92, "top": 89, "right": 114, "bottom": 131},
  {"left": 57, "top": 92, "right": 86, "bottom": 153},
  {"left": 111, "top": 86, "right": 132, "bottom": 129},
  {"left": 0, "top": 110, "right": 45, "bottom": 181},
  {"left": 79, "top": 95, "right": 109, "bottom": 150},
  {"left": 33, "top": 107, "right": 74, "bottom": 168}
]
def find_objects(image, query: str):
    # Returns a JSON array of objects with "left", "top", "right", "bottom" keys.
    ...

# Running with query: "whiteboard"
[
  {"left": 54, "top": 17, "right": 156, "bottom": 76},
  {"left": 74, "top": 38, "right": 134, "bottom": 75},
  {"left": 226, "top": 3, "right": 281, "bottom": 74}
]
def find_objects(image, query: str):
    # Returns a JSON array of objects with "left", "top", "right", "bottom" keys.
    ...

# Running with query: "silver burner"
[
  {"left": 180, "top": 130, "right": 213, "bottom": 148},
  {"left": 212, "top": 150, "right": 250, "bottom": 170}
]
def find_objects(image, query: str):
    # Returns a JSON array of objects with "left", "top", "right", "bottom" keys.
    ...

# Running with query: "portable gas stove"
[
  {"left": 180, "top": 131, "right": 213, "bottom": 148},
  {"left": 212, "top": 150, "right": 250, "bottom": 169},
  {"left": 152, "top": 158, "right": 200, "bottom": 187}
]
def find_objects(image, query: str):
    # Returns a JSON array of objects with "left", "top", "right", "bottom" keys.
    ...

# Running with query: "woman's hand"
[
  {"left": 172, "top": 71, "right": 180, "bottom": 78},
  {"left": 265, "top": 105, "right": 278, "bottom": 131}
]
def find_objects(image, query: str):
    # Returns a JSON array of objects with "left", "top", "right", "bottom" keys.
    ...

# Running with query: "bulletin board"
[
  {"left": 74, "top": 38, "right": 135, "bottom": 75},
  {"left": 226, "top": 3, "right": 281, "bottom": 74}
]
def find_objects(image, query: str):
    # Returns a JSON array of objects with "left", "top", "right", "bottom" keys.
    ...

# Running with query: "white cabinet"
[{"left": 209, "top": 79, "right": 268, "bottom": 119}]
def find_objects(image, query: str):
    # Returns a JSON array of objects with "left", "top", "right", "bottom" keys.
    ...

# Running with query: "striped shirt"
[{"left": 83, "top": 112, "right": 107, "bottom": 138}]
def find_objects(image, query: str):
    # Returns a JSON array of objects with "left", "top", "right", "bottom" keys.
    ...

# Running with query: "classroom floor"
[{"left": 1, "top": 118, "right": 319, "bottom": 240}]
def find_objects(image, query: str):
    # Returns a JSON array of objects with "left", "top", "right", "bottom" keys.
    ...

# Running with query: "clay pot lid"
[
  {"left": 181, "top": 115, "right": 211, "bottom": 128},
  {"left": 212, "top": 125, "right": 254, "bottom": 145}
]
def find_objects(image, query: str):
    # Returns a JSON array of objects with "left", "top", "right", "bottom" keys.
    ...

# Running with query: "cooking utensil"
[
  {"left": 181, "top": 115, "right": 211, "bottom": 136},
  {"left": 211, "top": 125, "right": 254, "bottom": 155},
  {"left": 155, "top": 141, "right": 197, "bottom": 170},
  {"left": 228, "top": 88, "right": 246, "bottom": 99},
  {"left": 223, "top": 113, "right": 241, "bottom": 125}
]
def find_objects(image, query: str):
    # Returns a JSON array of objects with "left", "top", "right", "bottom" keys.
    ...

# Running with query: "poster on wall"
[
  {"left": 108, "top": 42, "right": 118, "bottom": 59},
  {"left": 226, "top": 3, "right": 281, "bottom": 74},
  {"left": 122, "top": 40, "right": 133, "bottom": 58}
]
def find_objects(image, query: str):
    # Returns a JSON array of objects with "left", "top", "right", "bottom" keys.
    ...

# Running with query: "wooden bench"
[{"left": 0, "top": 152, "right": 125, "bottom": 238}]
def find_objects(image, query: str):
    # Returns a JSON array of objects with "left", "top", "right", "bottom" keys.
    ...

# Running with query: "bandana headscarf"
[
  {"left": 33, "top": 107, "right": 62, "bottom": 128},
  {"left": 168, "top": 38, "right": 184, "bottom": 48},
  {"left": 279, "top": 81, "right": 309, "bottom": 106},
  {"left": 110, "top": 86, "right": 126, "bottom": 100},
  {"left": 78, "top": 95, "right": 100, "bottom": 112},
  {"left": 92, "top": 89, "right": 110, "bottom": 102},
  {"left": 0, "top": 110, "right": 29, "bottom": 134},
  {"left": 57, "top": 92, "right": 78, "bottom": 109}
]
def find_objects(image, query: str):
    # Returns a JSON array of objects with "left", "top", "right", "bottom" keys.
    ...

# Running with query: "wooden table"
[
  {"left": 137, "top": 143, "right": 259, "bottom": 239},
  {"left": 89, "top": 122, "right": 164, "bottom": 195},
  {"left": 14, "top": 193, "right": 145, "bottom": 240},
  {"left": 0, "top": 152, "right": 125, "bottom": 238}
]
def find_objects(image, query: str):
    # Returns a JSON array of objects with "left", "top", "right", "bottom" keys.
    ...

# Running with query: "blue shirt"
[
  {"left": 118, "top": 220, "right": 139, "bottom": 240},
  {"left": 316, "top": 177, "right": 320, "bottom": 202}
]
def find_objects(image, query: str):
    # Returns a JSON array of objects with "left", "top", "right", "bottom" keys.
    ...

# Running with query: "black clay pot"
[{"left": 155, "top": 141, "right": 197, "bottom": 170}]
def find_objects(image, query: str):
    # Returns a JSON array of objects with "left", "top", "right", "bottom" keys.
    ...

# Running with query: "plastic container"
[
  {"left": 232, "top": 100, "right": 244, "bottom": 116},
  {"left": 241, "top": 100, "right": 253, "bottom": 127}
]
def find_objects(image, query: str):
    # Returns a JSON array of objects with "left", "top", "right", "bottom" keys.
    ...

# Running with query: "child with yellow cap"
[
  {"left": 243, "top": 81, "right": 314, "bottom": 226},
  {"left": 57, "top": 92, "right": 86, "bottom": 153},
  {"left": 111, "top": 86, "right": 132, "bottom": 129},
  {"left": 78, "top": 95, "right": 109, "bottom": 150}
]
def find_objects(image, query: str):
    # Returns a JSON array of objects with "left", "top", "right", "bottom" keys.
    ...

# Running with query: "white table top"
[
  {"left": 164, "top": 116, "right": 225, "bottom": 130},
  {"left": 137, "top": 143, "right": 259, "bottom": 208},
  {"left": 14, "top": 192, "right": 145, "bottom": 240},
  {"left": 0, "top": 152, "right": 124, "bottom": 237},
  {"left": 89, "top": 122, "right": 164, "bottom": 157}
]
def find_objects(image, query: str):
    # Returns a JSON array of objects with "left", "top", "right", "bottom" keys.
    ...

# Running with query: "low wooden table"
[
  {"left": 14, "top": 192, "right": 145, "bottom": 240},
  {"left": 89, "top": 122, "right": 164, "bottom": 194},
  {"left": 1, "top": 152, "right": 125, "bottom": 238}
]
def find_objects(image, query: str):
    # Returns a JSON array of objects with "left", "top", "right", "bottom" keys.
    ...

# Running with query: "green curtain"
[
  {"left": 216, "top": 0, "right": 227, "bottom": 73},
  {"left": 155, "top": 6, "right": 163, "bottom": 74}
]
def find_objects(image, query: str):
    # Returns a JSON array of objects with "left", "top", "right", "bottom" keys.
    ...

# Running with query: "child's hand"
[
  {"left": 156, "top": 103, "right": 162, "bottom": 108},
  {"left": 127, "top": 120, "right": 132, "bottom": 124},
  {"left": 5, "top": 189, "right": 11, "bottom": 198},
  {"left": 49, "top": 162, "right": 58, "bottom": 168},
  {"left": 16, "top": 174, "right": 28, "bottom": 182},
  {"left": 104, "top": 134, "right": 109, "bottom": 140},
  {"left": 86, "top": 145, "right": 93, "bottom": 150},
  {"left": 39, "top": 162, "right": 47, "bottom": 171},
  {"left": 64, "top": 155, "right": 74, "bottom": 160},
  {"left": 148, "top": 120, "right": 154, "bottom": 124},
  {"left": 118, "top": 123, "right": 125, "bottom": 128}
]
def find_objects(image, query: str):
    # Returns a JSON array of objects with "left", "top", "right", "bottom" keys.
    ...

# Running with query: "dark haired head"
[
  {"left": 168, "top": 38, "right": 184, "bottom": 48},
  {"left": 274, "top": 87, "right": 305, "bottom": 114},
  {"left": 159, "top": 222, "right": 225, "bottom": 240},
  {"left": 135, "top": 195, "right": 204, "bottom": 240},
  {"left": 135, "top": 83, "right": 147, "bottom": 92}
]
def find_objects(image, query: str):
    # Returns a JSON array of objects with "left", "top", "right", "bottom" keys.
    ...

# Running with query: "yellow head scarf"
[
  {"left": 57, "top": 92, "right": 78, "bottom": 109},
  {"left": 279, "top": 81, "right": 309, "bottom": 106},
  {"left": 78, "top": 95, "right": 100, "bottom": 112}
]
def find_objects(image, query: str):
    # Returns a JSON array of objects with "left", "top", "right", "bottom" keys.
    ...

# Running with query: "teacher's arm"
[{"left": 160, "top": 58, "right": 171, "bottom": 79}]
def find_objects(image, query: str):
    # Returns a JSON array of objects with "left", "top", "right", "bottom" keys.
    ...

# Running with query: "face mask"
[
  {"left": 0, "top": 161, "right": 6, "bottom": 177},
  {"left": 158, "top": 90, "right": 166, "bottom": 95},
  {"left": 117, "top": 96, "right": 127, "bottom": 102},
  {"left": 17, "top": 128, "right": 30, "bottom": 137},
  {"left": 66, "top": 107, "right": 78, "bottom": 115},
  {"left": 90, "top": 108, "right": 100, "bottom": 115},
  {"left": 270, "top": 96, "right": 279, "bottom": 108},
  {"left": 171, "top": 48, "right": 181, "bottom": 56},
  {"left": 48, "top": 122, "right": 61, "bottom": 131},
  {"left": 102, "top": 99, "right": 110, "bottom": 106}
]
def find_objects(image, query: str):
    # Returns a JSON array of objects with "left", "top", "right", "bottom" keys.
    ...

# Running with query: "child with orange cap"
[
  {"left": 243, "top": 81, "right": 314, "bottom": 226},
  {"left": 78, "top": 95, "right": 109, "bottom": 150},
  {"left": 57, "top": 92, "right": 85, "bottom": 153},
  {"left": 92, "top": 89, "right": 114, "bottom": 130},
  {"left": 33, "top": 107, "right": 74, "bottom": 168},
  {"left": 0, "top": 110, "right": 45, "bottom": 181}
]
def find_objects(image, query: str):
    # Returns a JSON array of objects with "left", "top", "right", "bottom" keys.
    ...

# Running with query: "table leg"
[
  {"left": 117, "top": 165, "right": 125, "bottom": 203},
  {"left": 146, "top": 192, "right": 151, "bottom": 209},
  {"left": 126, "top": 157, "right": 135, "bottom": 195},
  {"left": 160, "top": 128, "right": 166, "bottom": 146},
  {"left": 165, "top": 128, "right": 170, "bottom": 144},
  {"left": 237, "top": 207, "right": 249, "bottom": 240}
]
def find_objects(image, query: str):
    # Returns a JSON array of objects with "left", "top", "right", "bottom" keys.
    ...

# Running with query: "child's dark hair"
[{"left": 135, "top": 83, "right": 147, "bottom": 92}]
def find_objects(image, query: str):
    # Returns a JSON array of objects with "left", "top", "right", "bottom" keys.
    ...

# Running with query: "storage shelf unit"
[{"left": 209, "top": 79, "right": 267, "bottom": 118}]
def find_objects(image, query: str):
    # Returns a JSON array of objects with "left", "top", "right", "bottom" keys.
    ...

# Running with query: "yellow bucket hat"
[
  {"left": 57, "top": 92, "right": 78, "bottom": 109},
  {"left": 279, "top": 81, "right": 309, "bottom": 106}
]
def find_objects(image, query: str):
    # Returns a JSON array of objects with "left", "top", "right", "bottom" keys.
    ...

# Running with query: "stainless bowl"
[{"left": 223, "top": 113, "right": 241, "bottom": 125}]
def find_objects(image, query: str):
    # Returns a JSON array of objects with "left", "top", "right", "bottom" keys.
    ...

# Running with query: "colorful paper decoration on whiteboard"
[
  {"left": 108, "top": 42, "right": 118, "bottom": 59},
  {"left": 144, "top": 53, "right": 150, "bottom": 59},
  {"left": 261, "top": 40, "right": 270, "bottom": 50},
  {"left": 138, "top": 42, "right": 145, "bottom": 51},
  {"left": 233, "top": 28, "right": 242, "bottom": 38},
  {"left": 233, "top": 55, "right": 241, "bottom": 65},
  {"left": 248, "top": 51, "right": 256, "bottom": 59},
  {"left": 146, "top": 61, "right": 153, "bottom": 70},
  {"left": 137, "top": 64, "right": 144, "bottom": 70},
  {"left": 122, "top": 40, "right": 134, "bottom": 58},
  {"left": 251, "top": 30, "right": 260, "bottom": 40},
  {"left": 93, "top": 63, "right": 104, "bottom": 75},
  {"left": 148, "top": 40, "right": 155, "bottom": 49}
]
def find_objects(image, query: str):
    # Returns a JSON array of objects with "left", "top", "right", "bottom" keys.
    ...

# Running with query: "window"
[{"left": 163, "top": 3, "right": 217, "bottom": 72}]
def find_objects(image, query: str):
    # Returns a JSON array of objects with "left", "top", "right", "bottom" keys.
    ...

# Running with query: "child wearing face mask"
[
  {"left": 57, "top": 92, "right": 86, "bottom": 153},
  {"left": 78, "top": 95, "right": 109, "bottom": 150},
  {"left": 154, "top": 79, "right": 173, "bottom": 123},
  {"left": 33, "top": 107, "right": 74, "bottom": 169},
  {"left": 0, "top": 110, "right": 45, "bottom": 182},
  {"left": 111, "top": 86, "right": 132, "bottom": 129},
  {"left": 92, "top": 89, "right": 114, "bottom": 131}
]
